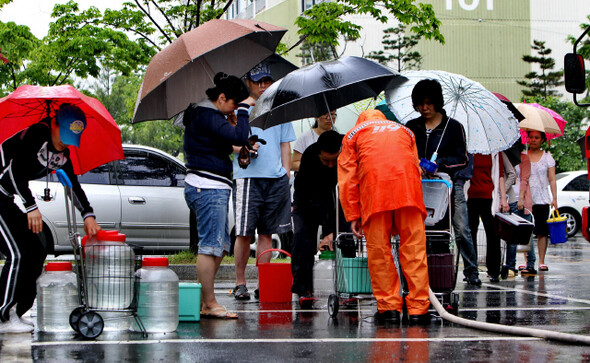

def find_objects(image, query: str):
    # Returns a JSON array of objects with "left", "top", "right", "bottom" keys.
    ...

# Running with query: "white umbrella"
[{"left": 385, "top": 70, "right": 519, "bottom": 154}]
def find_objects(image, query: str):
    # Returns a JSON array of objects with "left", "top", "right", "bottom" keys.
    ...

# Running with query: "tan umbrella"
[
  {"left": 515, "top": 103, "right": 562, "bottom": 135},
  {"left": 132, "top": 19, "right": 287, "bottom": 123}
]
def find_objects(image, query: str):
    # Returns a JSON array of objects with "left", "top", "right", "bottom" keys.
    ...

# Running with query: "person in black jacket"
[
  {"left": 290, "top": 130, "right": 343, "bottom": 307},
  {"left": 0, "top": 103, "right": 100, "bottom": 333},
  {"left": 183, "top": 72, "right": 253, "bottom": 319},
  {"left": 405, "top": 79, "right": 481, "bottom": 286}
]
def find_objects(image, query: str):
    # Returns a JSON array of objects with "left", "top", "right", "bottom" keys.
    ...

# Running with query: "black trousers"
[
  {"left": 290, "top": 208, "right": 319, "bottom": 296},
  {"left": 467, "top": 197, "right": 501, "bottom": 277},
  {"left": 0, "top": 196, "right": 47, "bottom": 321}
]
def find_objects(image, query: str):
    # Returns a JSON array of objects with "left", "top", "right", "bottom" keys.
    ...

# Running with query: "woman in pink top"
[{"left": 525, "top": 130, "right": 557, "bottom": 273}]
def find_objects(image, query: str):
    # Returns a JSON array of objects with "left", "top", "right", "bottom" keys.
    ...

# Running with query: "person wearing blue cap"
[
  {"left": 0, "top": 103, "right": 100, "bottom": 333},
  {"left": 231, "top": 62, "right": 296, "bottom": 300}
]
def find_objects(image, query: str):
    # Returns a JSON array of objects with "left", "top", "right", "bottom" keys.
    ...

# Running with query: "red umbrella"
[{"left": 0, "top": 85, "right": 124, "bottom": 175}]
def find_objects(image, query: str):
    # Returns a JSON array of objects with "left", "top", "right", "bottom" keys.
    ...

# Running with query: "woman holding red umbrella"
[{"left": 0, "top": 104, "right": 100, "bottom": 333}]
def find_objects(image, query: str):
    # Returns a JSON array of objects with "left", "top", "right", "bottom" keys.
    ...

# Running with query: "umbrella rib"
[{"left": 465, "top": 99, "right": 518, "bottom": 154}]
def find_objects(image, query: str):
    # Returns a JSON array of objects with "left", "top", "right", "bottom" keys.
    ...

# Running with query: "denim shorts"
[{"left": 184, "top": 185, "right": 230, "bottom": 257}]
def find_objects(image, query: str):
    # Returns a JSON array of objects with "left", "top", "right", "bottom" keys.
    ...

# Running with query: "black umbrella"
[
  {"left": 260, "top": 53, "right": 299, "bottom": 81},
  {"left": 493, "top": 92, "right": 525, "bottom": 122},
  {"left": 249, "top": 56, "right": 401, "bottom": 129},
  {"left": 492, "top": 92, "right": 525, "bottom": 167},
  {"left": 503, "top": 139, "right": 523, "bottom": 167}
]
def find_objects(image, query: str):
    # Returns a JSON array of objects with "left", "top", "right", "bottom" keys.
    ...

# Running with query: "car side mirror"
[{"left": 564, "top": 53, "right": 586, "bottom": 94}]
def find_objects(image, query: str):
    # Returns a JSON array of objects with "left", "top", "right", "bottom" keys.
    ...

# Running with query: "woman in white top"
[
  {"left": 526, "top": 130, "right": 557, "bottom": 272},
  {"left": 291, "top": 110, "right": 336, "bottom": 171}
]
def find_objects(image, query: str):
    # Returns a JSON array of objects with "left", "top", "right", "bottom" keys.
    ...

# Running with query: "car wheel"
[{"left": 559, "top": 207, "right": 581, "bottom": 237}]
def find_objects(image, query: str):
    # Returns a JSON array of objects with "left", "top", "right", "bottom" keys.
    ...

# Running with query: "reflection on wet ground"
[{"left": 5, "top": 237, "right": 590, "bottom": 361}]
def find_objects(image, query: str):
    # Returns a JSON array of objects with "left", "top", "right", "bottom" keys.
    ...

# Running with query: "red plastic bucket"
[{"left": 256, "top": 249, "right": 292, "bottom": 303}]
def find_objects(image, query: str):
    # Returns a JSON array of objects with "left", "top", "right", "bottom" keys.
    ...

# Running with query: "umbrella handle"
[
  {"left": 45, "top": 100, "right": 52, "bottom": 119},
  {"left": 55, "top": 169, "right": 72, "bottom": 188},
  {"left": 430, "top": 152, "right": 438, "bottom": 163}
]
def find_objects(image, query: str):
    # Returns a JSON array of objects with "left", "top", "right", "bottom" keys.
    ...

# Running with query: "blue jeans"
[
  {"left": 505, "top": 202, "right": 535, "bottom": 270},
  {"left": 452, "top": 182, "right": 479, "bottom": 278},
  {"left": 184, "top": 185, "right": 231, "bottom": 257}
]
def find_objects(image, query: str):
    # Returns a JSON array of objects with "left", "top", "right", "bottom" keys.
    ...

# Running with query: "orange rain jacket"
[{"left": 338, "top": 110, "right": 426, "bottom": 224}]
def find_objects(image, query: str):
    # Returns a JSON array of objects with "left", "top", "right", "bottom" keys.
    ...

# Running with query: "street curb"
[{"left": 169, "top": 264, "right": 258, "bottom": 281}]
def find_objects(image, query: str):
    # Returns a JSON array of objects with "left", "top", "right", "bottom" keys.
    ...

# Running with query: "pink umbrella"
[{"left": 519, "top": 103, "right": 567, "bottom": 144}]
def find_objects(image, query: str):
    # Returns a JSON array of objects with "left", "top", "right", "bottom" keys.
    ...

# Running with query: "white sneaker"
[
  {"left": 0, "top": 318, "right": 34, "bottom": 333},
  {"left": 10, "top": 308, "right": 34, "bottom": 327}
]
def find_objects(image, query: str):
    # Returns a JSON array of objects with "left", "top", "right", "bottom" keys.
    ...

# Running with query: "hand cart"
[
  {"left": 326, "top": 183, "right": 374, "bottom": 317},
  {"left": 422, "top": 174, "right": 460, "bottom": 314},
  {"left": 327, "top": 174, "right": 460, "bottom": 318},
  {"left": 55, "top": 169, "right": 146, "bottom": 338},
  {"left": 327, "top": 232, "right": 372, "bottom": 317}
]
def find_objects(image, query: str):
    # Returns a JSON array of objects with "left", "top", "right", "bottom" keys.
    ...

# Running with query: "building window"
[{"left": 302, "top": 0, "right": 321, "bottom": 12}]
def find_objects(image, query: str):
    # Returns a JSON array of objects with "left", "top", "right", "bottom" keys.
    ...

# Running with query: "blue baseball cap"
[
  {"left": 57, "top": 104, "right": 87, "bottom": 147},
  {"left": 246, "top": 62, "right": 273, "bottom": 82}
]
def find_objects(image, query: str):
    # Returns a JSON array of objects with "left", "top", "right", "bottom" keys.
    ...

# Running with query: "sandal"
[
  {"left": 232, "top": 284, "right": 251, "bottom": 300},
  {"left": 539, "top": 264, "right": 549, "bottom": 271},
  {"left": 518, "top": 264, "right": 526, "bottom": 271},
  {"left": 201, "top": 306, "right": 238, "bottom": 320},
  {"left": 521, "top": 267, "right": 537, "bottom": 275}
]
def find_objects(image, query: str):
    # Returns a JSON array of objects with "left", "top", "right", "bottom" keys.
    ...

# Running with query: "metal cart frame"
[{"left": 55, "top": 169, "right": 146, "bottom": 338}]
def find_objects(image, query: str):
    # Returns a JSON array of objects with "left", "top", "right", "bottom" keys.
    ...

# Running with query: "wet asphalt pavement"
[{"left": 4, "top": 236, "right": 590, "bottom": 362}]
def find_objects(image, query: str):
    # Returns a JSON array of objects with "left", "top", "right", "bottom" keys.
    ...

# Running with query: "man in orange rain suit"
[{"left": 338, "top": 109, "right": 430, "bottom": 325}]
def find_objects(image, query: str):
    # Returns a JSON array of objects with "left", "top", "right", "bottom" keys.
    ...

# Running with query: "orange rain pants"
[{"left": 363, "top": 207, "right": 430, "bottom": 315}]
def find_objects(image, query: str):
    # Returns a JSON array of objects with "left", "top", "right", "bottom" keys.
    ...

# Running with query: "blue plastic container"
[
  {"left": 179, "top": 282, "right": 201, "bottom": 322},
  {"left": 336, "top": 250, "right": 372, "bottom": 294},
  {"left": 548, "top": 220, "right": 568, "bottom": 244},
  {"left": 419, "top": 158, "right": 438, "bottom": 174},
  {"left": 547, "top": 210, "right": 568, "bottom": 244}
]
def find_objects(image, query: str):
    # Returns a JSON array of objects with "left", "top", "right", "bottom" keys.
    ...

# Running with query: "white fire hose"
[{"left": 429, "top": 289, "right": 590, "bottom": 345}]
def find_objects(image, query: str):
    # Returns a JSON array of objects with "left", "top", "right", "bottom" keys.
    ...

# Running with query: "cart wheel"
[
  {"left": 450, "top": 292, "right": 459, "bottom": 315},
  {"left": 69, "top": 306, "right": 84, "bottom": 332},
  {"left": 451, "top": 301, "right": 459, "bottom": 314},
  {"left": 328, "top": 294, "right": 339, "bottom": 317},
  {"left": 77, "top": 311, "right": 104, "bottom": 339}
]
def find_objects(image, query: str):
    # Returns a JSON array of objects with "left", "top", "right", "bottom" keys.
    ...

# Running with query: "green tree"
[
  {"left": 90, "top": 70, "right": 184, "bottom": 156},
  {"left": 517, "top": 40, "right": 563, "bottom": 100},
  {"left": 0, "top": 22, "right": 42, "bottom": 93},
  {"left": 295, "top": 0, "right": 444, "bottom": 51},
  {"left": 367, "top": 23, "right": 422, "bottom": 71},
  {"left": 100, "top": 0, "right": 233, "bottom": 50},
  {"left": 0, "top": 1, "right": 153, "bottom": 94},
  {"left": 297, "top": 41, "right": 337, "bottom": 65}
]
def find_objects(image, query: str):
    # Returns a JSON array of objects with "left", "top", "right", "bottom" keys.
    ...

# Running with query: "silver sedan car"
[
  {"left": 27, "top": 144, "right": 289, "bottom": 256},
  {"left": 27, "top": 145, "right": 193, "bottom": 255}
]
